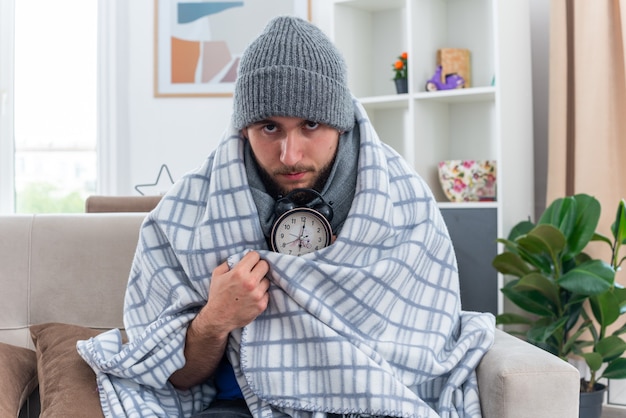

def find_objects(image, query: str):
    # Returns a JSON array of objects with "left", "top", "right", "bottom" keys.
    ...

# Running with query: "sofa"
[{"left": 0, "top": 213, "right": 581, "bottom": 417}]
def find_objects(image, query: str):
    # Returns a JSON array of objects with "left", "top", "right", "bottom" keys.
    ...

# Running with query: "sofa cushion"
[
  {"left": 0, "top": 341, "right": 38, "bottom": 417},
  {"left": 30, "top": 323, "right": 105, "bottom": 417}
]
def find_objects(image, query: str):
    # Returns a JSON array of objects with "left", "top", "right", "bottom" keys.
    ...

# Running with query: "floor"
[
  {"left": 606, "top": 380, "right": 626, "bottom": 416},
  {"left": 603, "top": 406, "right": 626, "bottom": 417}
]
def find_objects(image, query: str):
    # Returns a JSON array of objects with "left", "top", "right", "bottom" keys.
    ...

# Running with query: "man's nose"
[{"left": 280, "top": 131, "right": 303, "bottom": 166}]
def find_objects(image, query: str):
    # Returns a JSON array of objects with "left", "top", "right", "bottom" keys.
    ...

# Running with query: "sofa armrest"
[{"left": 477, "top": 328, "right": 580, "bottom": 418}]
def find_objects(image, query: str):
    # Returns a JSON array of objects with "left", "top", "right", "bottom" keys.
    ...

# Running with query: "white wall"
[{"left": 114, "top": 1, "right": 233, "bottom": 195}]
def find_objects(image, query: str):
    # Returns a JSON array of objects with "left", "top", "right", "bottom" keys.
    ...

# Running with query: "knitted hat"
[{"left": 232, "top": 16, "right": 354, "bottom": 132}]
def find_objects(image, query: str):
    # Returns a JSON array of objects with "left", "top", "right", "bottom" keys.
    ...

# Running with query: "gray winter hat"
[{"left": 232, "top": 16, "right": 354, "bottom": 132}]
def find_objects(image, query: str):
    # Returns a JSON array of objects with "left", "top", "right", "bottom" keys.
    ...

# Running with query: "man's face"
[{"left": 244, "top": 116, "right": 340, "bottom": 196}]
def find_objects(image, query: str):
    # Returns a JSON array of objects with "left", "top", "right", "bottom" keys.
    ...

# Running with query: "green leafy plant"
[
  {"left": 392, "top": 52, "right": 408, "bottom": 80},
  {"left": 493, "top": 193, "right": 626, "bottom": 392}
]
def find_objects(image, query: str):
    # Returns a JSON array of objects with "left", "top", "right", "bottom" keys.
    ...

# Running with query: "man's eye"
[
  {"left": 263, "top": 124, "right": 278, "bottom": 133},
  {"left": 304, "top": 121, "right": 319, "bottom": 130}
]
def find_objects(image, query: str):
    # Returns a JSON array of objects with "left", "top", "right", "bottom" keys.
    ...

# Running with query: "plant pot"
[
  {"left": 579, "top": 383, "right": 606, "bottom": 418},
  {"left": 394, "top": 78, "right": 408, "bottom": 94}
]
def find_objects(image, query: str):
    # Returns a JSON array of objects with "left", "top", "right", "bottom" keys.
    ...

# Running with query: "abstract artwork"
[{"left": 154, "top": 0, "right": 311, "bottom": 97}]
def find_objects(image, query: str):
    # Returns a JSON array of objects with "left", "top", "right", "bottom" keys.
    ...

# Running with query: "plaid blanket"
[{"left": 77, "top": 101, "right": 494, "bottom": 418}]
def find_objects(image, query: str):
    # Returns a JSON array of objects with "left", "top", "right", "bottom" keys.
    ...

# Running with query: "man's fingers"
[
  {"left": 213, "top": 253, "right": 259, "bottom": 278},
  {"left": 239, "top": 251, "right": 261, "bottom": 267},
  {"left": 252, "top": 259, "right": 269, "bottom": 278},
  {"left": 212, "top": 261, "right": 230, "bottom": 277},
  {"left": 260, "top": 276, "right": 271, "bottom": 292},
  {"left": 235, "top": 252, "right": 269, "bottom": 280}
]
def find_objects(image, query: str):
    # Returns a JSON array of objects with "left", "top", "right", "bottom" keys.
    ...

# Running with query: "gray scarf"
[{"left": 245, "top": 124, "right": 360, "bottom": 239}]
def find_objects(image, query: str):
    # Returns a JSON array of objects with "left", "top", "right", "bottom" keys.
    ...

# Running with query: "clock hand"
[
  {"left": 285, "top": 235, "right": 303, "bottom": 245},
  {"left": 298, "top": 223, "right": 307, "bottom": 249},
  {"left": 284, "top": 227, "right": 307, "bottom": 244}
]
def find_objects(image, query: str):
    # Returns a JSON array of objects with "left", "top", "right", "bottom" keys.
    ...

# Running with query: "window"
[{"left": 1, "top": 0, "right": 97, "bottom": 213}]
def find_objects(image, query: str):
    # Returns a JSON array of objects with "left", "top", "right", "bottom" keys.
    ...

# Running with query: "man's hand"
[
  {"left": 169, "top": 251, "right": 270, "bottom": 390},
  {"left": 199, "top": 251, "right": 271, "bottom": 334}
]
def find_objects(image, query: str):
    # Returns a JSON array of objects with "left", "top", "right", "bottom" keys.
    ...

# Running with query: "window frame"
[{"left": 0, "top": 0, "right": 16, "bottom": 213}]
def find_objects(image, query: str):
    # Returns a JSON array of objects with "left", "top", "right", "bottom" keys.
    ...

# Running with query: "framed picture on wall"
[{"left": 154, "top": 0, "right": 311, "bottom": 97}]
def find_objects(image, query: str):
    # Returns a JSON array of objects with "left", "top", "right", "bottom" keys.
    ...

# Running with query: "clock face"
[{"left": 270, "top": 207, "right": 332, "bottom": 256}]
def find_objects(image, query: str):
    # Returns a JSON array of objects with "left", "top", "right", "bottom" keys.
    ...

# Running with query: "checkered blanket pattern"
[{"left": 77, "top": 101, "right": 494, "bottom": 418}]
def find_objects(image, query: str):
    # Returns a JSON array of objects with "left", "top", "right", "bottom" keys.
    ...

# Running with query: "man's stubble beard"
[{"left": 257, "top": 155, "right": 337, "bottom": 198}]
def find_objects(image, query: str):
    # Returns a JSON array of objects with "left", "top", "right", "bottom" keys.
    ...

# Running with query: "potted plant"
[
  {"left": 392, "top": 52, "right": 408, "bottom": 94},
  {"left": 493, "top": 193, "right": 626, "bottom": 417}
]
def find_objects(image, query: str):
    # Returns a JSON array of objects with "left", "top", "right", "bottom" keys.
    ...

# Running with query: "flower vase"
[{"left": 394, "top": 78, "right": 408, "bottom": 94}]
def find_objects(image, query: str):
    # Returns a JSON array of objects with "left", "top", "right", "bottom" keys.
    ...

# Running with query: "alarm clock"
[{"left": 270, "top": 189, "right": 333, "bottom": 256}]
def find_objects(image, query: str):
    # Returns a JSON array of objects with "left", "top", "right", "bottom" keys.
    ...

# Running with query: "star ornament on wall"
[{"left": 134, "top": 164, "right": 176, "bottom": 196}]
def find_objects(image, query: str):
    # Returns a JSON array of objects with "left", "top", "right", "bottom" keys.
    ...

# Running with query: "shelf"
[
  {"left": 358, "top": 86, "right": 495, "bottom": 110},
  {"left": 359, "top": 94, "right": 410, "bottom": 110},
  {"left": 414, "top": 86, "right": 495, "bottom": 103},
  {"left": 329, "top": 0, "right": 534, "bottom": 316},
  {"left": 334, "top": 0, "right": 405, "bottom": 12},
  {"left": 437, "top": 201, "right": 498, "bottom": 210}
]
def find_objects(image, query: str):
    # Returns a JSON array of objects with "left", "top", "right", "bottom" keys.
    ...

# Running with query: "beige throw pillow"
[
  {"left": 0, "top": 341, "right": 38, "bottom": 417},
  {"left": 30, "top": 322, "right": 105, "bottom": 417}
]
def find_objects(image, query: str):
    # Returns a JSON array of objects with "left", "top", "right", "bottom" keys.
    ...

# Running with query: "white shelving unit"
[{"left": 322, "top": 0, "right": 535, "bottom": 314}]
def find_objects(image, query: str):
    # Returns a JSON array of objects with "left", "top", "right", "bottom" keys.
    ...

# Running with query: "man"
[{"left": 78, "top": 16, "right": 494, "bottom": 418}]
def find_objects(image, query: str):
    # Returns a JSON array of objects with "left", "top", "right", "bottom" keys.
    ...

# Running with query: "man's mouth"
[{"left": 282, "top": 172, "right": 307, "bottom": 181}]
